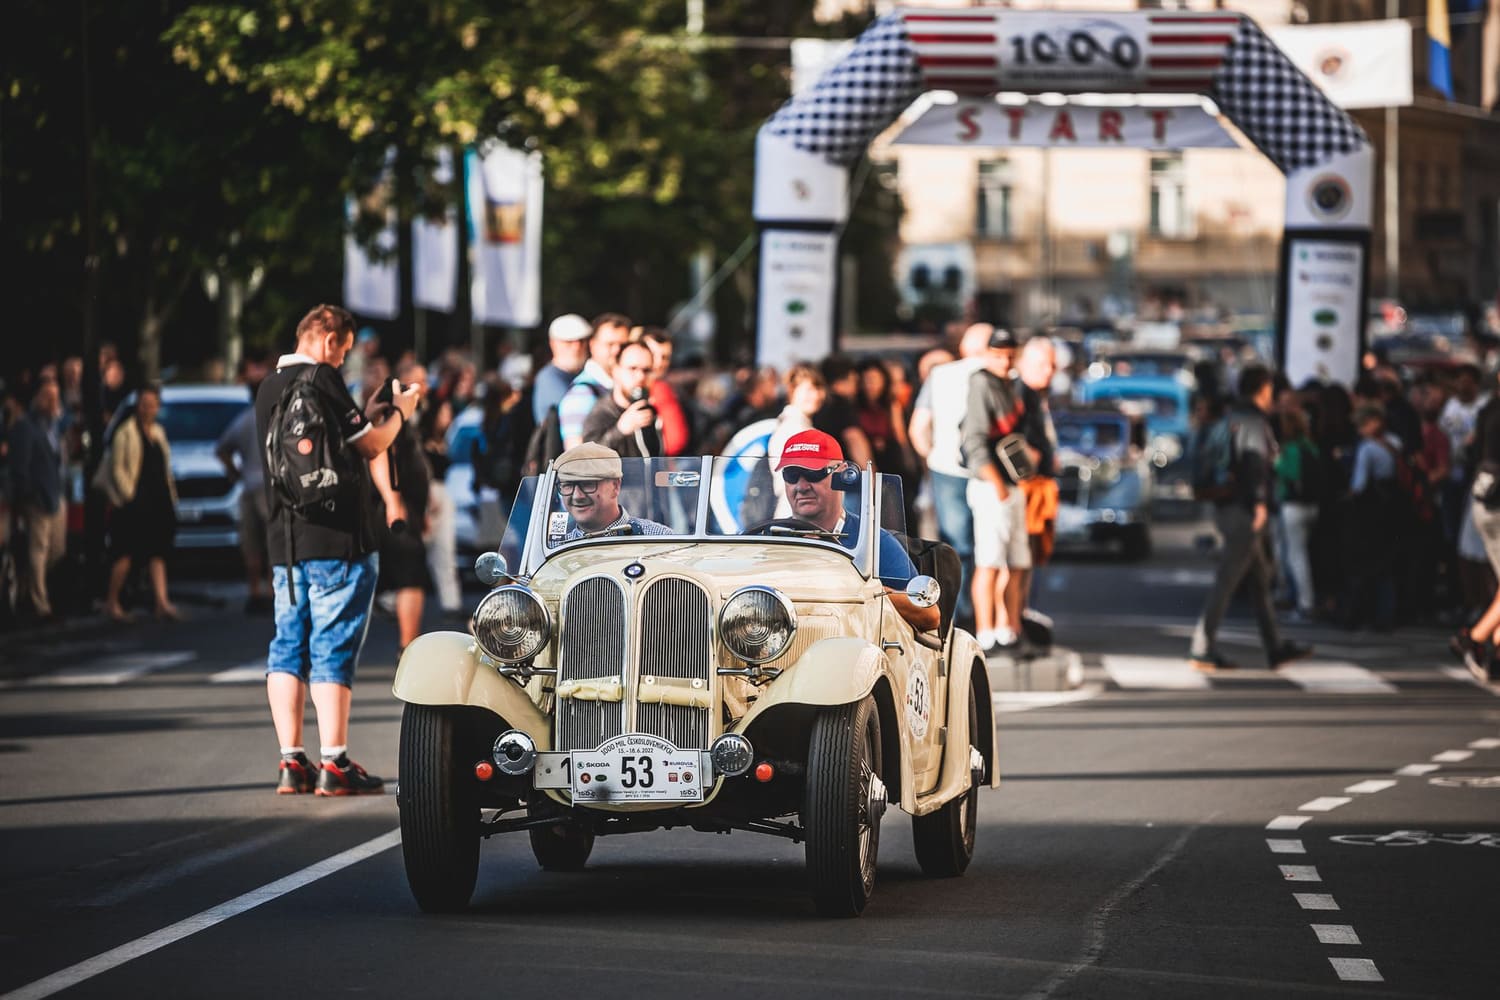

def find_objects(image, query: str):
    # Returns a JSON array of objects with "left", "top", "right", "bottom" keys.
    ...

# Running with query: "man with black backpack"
[
  {"left": 254, "top": 304, "right": 419, "bottom": 796},
  {"left": 1189, "top": 365, "right": 1312, "bottom": 673}
]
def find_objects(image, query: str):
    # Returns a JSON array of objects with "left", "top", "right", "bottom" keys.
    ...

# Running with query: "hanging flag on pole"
[
  {"left": 466, "top": 143, "right": 543, "bottom": 328},
  {"left": 1428, "top": 0, "right": 1454, "bottom": 99},
  {"left": 342, "top": 149, "right": 399, "bottom": 320},
  {"left": 412, "top": 148, "right": 458, "bottom": 314}
]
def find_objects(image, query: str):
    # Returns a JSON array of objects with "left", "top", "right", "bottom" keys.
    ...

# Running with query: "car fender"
[
  {"left": 945, "top": 631, "right": 1000, "bottom": 788},
  {"left": 734, "top": 636, "right": 888, "bottom": 728},
  {"left": 391, "top": 631, "right": 551, "bottom": 750}
]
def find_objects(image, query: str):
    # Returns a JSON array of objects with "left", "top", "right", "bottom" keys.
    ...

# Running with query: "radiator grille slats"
[
  {"left": 637, "top": 578, "right": 712, "bottom": 751},
  {"left": 557, "top": 577, "right": 625, "bottom": 753}
]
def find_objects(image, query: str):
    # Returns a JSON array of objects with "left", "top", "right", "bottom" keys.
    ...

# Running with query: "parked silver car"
[{"left": 105, "top": 385, "right": 252, "bottom": 550}]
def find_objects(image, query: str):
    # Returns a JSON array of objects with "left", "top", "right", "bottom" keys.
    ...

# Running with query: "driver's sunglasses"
[
  {"left": 558, "top": 481, "right": 602, "bottom": 497},
  {"left": 781, "top": 466, "right": 836, "bottom": 485}
]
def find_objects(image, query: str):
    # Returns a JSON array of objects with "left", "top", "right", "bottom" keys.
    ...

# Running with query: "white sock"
[
  {"left": 976, "top": 629, "right": 995, "bottom": 648},
  {"left": 320, "top": 744, "right": 347, "bottom": 762},
  {"left": 280, "top": 745, "right": 305, "bottom": 759},
  {"left": 996, "top": 627, "right": 1018, "bottom": 645}
]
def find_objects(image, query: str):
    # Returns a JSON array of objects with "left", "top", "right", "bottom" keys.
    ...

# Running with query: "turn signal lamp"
[
  {"left": 754, "top": 762, "right": 775, "bottom": 783},
  {"left": 474, "top": 761, "right": 495, "bottom": 781}
]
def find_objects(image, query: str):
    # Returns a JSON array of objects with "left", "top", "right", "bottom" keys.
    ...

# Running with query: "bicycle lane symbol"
[{"left": 1329, "top": 830, "right": 1500, "bottom": 847}]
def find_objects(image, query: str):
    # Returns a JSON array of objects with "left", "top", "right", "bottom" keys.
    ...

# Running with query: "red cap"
[{"left": 776, "top": 428, "right": 844, "bottom": 471}]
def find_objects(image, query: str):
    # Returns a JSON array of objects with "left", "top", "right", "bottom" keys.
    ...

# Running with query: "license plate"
[{"left": 570, "top": 734, "right": 704, "bottom": 803}]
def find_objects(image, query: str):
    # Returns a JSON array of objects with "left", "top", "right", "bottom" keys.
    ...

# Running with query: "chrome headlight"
[
  {"left": 718, "top": 586, "right": 797, "bottom": 664},
  {"left": 471, "top": 585, "right": 551, "bottom": 664}
]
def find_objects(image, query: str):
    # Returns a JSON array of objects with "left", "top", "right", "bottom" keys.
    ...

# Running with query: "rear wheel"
[
  {"left": 528, "top": 801, "right": 595, "bottom": 871},
  {"left": 911, "top": 685, "right": 981, "bottom": 877},
  {"left": 398, "top": 703, "right": 479, "bottom": 912},
  {"left": 804, "top": 696, "right": 883, "bottom": 917}
]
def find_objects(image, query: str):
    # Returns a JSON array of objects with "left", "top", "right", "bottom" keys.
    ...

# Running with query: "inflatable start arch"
[{"left": 753, "top": 8, "right": 1372, "bottom": 388}]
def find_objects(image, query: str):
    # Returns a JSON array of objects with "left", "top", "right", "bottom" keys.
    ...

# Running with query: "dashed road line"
[
  {"left": 1266, "top": 815, "right": 1312, "bottom": 831},
  {"left": 1432, "top": 749, "right": 1474, "bottom": 763},
  {"left": 1297, "top": 797, "right": 1351, "bottom": 812},
  {"left": 1267, "top": 839, "right": 1306, "bottom": 854},
  {"left": 1294, "top": 893, "right": 1339, "bottom": 911},
  {"left": 1469, "top": 737, "right": 1500, "bottom": 749},
  {"left": 1100, "top": 655, "right": 1209, "bottom": 690},
  {"left": 208, "top": 662, "right": 267, "bottom": 684},
  {"left": 1272, "top": 661, "right": 1398, "bottom": 694},
  {"left": 1344, "top": 779, "right": 1397, "bottom": 794},
  {"left": 1328, "top": 957, "right": 1383, "bottom": 983},
  {"left": 1279, "top": 865, "right": 1321, "bottom": 882},
  {"left": 1311, "top": 924, "right": 1360, "bottom": 945},
  {"left": 1395, "top": 763, "right": 1440, "bottom": 776}
]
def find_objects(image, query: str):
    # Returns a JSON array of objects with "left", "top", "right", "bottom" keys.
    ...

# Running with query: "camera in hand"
[{"left": 628, "top": 387, "right": 653, "bottom": 410}]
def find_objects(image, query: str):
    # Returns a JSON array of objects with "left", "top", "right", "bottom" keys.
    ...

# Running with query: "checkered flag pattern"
[
  {"left": 1211, "top": 18, "right": 1368, "bottom": 173},
  {"left": 765, "top": 13, "right": 923, "bottom": 166}
]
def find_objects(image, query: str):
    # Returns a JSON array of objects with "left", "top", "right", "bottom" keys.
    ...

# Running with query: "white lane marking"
[
  {"left": 1101, "top": 655, "right": 1210, "bottom": 690},
  {"left": 1298, "top": 797, "right": 1351, "bottom": 812},
  {"left": 1274, "top": 661, "right": 1398, "bottom": 694},
  {"left": 1469, "top": 737, "right": 1500, "bottom": 749},
  {"left": 1266, "top": 815, "right": 1312, "bottom": 831},
  {"left": 1344, "top": 779, "right": 1397, "bottom": 794},
  {"left": 209, "top": 663, "right": 267, "bottom": 684},
  {"left": 1294, "top": 892, "right": 1339, "bottom": 910},
  {"left": 0, "top": 828, "right": 401, "bottom": 1000},
  {"left": 1441, "top": 665, "right": 1497, "bottom": 689},
  {"left": 1328, "top": 957, "right": 1383, "bottom": 983},
  {"left": 1396, "top": 763, "right": 1441, "bottom": 776},
  {"left": 1433, "top": 749, "right": 1474, "bottom": 762},
  {"left": 1267, "top": 839, "right": 1306, "bottom": 854},
  {"left": 1312, "top": 924, "right": 1361, "bottom": 945},
  {"left": 1279, "top": 865, "right": 1321, "bottom": 882},
  {"left": 21, "top": 651, "right": 196, "bottom": 687},
  {"left": 992, "top": 683, "right": 1102, "bottom": 713}
]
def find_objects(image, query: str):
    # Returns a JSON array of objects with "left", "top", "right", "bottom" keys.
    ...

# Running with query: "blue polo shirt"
[{"left": 839, "top": 514, "right": 916, "bottom": 589}]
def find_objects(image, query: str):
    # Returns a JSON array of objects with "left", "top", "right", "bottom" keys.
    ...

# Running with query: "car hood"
[{"left": 171, "top": 442, "right": 226, "bottom": 479}]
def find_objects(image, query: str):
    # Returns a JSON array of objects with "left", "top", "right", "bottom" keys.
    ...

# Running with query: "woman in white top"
[{"left": 768, "top": 364, "right": 826, "bottom": 517}]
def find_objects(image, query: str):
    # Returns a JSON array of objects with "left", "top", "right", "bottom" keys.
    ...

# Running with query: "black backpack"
[
  {"left": 522, "top": 382, "right": 606, "bottom": 476},
  {"left": 265, "top": 365, "right": 363, "bottom": 520}
]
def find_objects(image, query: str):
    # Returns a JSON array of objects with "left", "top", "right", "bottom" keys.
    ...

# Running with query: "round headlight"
[
  {"left": 472, "top": 585, "right": 551, "bottom": 664},
  {"left": 718, "top": 586, "right": 797, "bottom": 664}
]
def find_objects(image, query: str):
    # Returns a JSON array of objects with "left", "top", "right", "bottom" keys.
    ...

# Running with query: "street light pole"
[{"left": 1384, "top": 0, "right": 1402, "bottom": 299}]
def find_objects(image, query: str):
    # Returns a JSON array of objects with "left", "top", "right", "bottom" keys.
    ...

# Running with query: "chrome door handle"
[{"left": 881, "top": 639, "right": 904, "bottom": 655}]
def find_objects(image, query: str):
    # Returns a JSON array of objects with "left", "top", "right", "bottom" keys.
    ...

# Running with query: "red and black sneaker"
[
  {"left": 276, "top": 754, "right": 320, "bottom": 795},
  {"left": 315, "top": 755, "right": 385, "bottom": 796}
]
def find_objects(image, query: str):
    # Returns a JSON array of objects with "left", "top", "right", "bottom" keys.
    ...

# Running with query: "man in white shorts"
[{"left": 959, "top": 327, "right": 1036, "bottom": 652}]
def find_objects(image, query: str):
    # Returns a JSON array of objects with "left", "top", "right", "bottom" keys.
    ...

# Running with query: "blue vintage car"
[
  {"left": 1078, "top": 374, "right": 1192, "bottom": 457},
  {"left": 1052, "top": 405, "right": 1155, "bottom": 560}
]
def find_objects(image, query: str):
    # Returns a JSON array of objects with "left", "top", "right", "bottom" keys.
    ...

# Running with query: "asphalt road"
[{"left": 1, "top": 520, "right": 1497, "bottom": 999}]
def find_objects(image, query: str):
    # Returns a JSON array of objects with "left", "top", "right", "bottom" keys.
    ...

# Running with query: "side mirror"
[
  {"left": 905, "top": 575, "right": 940, "bottom": 609},
  {"left": 831, "top": 466, "right": 861, "bottom": 492},
  {"left": 475, "top": 551, "right": 509, "bottom": 586}
]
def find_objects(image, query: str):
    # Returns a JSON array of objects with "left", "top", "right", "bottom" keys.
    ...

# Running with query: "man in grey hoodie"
[{"left": 1189, "top": 365, "right": 1312, "bottom": 672}]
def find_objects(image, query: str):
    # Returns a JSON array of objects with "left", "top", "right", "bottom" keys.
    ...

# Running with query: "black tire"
[
  {"left": 528, "top": 803, "right": 595, "bottom": 871},
  {"left": 398, "top": 703, "right": 480, "bottom": 913},
  {"left": 912, "top": 684, "right": 980, "bottom": 877},
  {"left": 804, "top": 696, "right": 883, "bottom": 917},
  {"left": 1121, "top": 524, "right": 1152, "bottom": 562}
]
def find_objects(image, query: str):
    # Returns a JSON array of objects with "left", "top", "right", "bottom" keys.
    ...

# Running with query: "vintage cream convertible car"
[{"left": 393, "top": 454, "right": 997, "bottom": 917}]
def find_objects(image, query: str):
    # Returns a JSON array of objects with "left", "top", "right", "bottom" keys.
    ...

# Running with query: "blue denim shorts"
[{"left": 267, "top": 554, "right": 379, "bottom": 686}]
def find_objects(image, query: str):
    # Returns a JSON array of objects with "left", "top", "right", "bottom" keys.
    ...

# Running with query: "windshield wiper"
[{"left": 766, "top": 526, "right": 846, "bottom": 541}]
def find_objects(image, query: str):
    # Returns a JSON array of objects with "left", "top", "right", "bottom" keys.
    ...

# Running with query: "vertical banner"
[
  {"left": 467, "top": 143, "right": 543, "bottom": 328},
  {"left": 342, "top": 149, "right": 399, "bottom": 320},
  {"left": 412, "top": 148, "right": 458, "bottom": 313},
  {"left": 756, "top": 228, "right": 838, "bottom": 368}
]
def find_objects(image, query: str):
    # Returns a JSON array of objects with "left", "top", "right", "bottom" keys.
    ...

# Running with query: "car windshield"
[
  {"left": 541, "top": 455, "right": 704, "bottom": 549},
  {"left": 1108, "top": 354, "right": 1188, "bottom": 377},
  {"left": 1095, "top": 391, "right": 1179, "bottom": 419},
  {"left": 1055, "top": 416, "right": 1126, "bottom": 457},
  {"left": 157, "top": 400, "right": 247, "bottom": 442}
]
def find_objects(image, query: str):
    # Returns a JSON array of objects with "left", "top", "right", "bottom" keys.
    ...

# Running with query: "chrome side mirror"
[
  {"left": 474, "top": 551, "right": 509, "bottom": 586},
  {"left": 905, "top": 575, "right": 940, "bottom": 609}
]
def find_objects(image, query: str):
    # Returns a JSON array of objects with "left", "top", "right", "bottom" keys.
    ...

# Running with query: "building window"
[
  {"left": 1149, "top": 154, "right": 1192, "bottom": 239},
  {"left": 977, "top": 159, "right": 1013, "bottom": 239}
]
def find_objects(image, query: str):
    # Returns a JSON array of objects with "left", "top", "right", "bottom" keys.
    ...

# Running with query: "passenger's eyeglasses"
[
  {"left": 781, "top": 466, "right": 835, "bottom": 485},
  {"left": 559, "top": 481, "right": 603, "bottom": 496}
]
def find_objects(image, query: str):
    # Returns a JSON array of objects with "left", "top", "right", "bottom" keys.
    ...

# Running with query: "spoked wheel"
[
  {"left": 912, "top": 684, "right": 981, "bottom": 877},
  {"left": 804, "top": 696, "right": 884, "bottom": 917},
  {"left": 398, "top": 703, "right": 480, "bottom": 912},
  {"left": 528, "top": 800, "right": 595, "bottom": 871}
]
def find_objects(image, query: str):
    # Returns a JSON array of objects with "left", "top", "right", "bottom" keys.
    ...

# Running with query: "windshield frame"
[{"left": 507, "top": 456, "right": 879, "bottom": 580}]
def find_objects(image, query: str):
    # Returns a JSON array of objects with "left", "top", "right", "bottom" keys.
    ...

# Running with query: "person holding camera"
[{"left": 581, "top": 340, "right": 662, "bottom": 458}]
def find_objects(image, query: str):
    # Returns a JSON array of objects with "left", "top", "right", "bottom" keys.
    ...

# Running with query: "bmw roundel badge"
[{"left": 624, "top": 562, "right": 646, "bottom": 580}]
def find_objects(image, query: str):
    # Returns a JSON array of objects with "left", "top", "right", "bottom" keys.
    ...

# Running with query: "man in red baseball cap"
[{"left": 774, "top": 429, "right": 938, "bottom": 632}]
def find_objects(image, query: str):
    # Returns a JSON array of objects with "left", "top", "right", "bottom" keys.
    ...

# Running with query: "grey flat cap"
[{"left": 555, "top": 442, "right": 623, "bottom": 482}]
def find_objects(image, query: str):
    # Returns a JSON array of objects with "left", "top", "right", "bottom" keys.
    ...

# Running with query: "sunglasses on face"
[
  {"left": 781, "top": 466, "right": 836, "bottom": 485},
  {"left": 559, "top": 481, "right": 603, "bottom": 497}
]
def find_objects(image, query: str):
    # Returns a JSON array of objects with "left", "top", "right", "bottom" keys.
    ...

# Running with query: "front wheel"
[
  {"left": 804, "top": 696, "right": 884, "bottom": 917},
  {"left": 911, "top": 685, "right": 980, "bottom": 877},
  {"left": 398, "top": 703, "right": 480, "bottom": 912}
]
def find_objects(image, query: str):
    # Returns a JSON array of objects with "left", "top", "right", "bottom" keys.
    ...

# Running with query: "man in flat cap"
[{"left": 555, "top": 442, "right": 672, "bottom": 540}]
